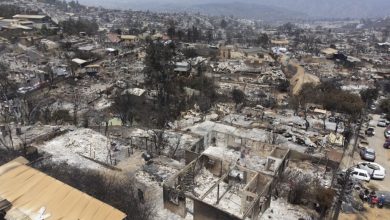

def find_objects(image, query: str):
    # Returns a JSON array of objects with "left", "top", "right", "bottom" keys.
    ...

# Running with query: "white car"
[
  {"left": 350, "top": 168, "right": 371, "bottom": 182},
  {"left": 356, "top": 162, "right": 386, "bottom": 180},
  {"left": 377, "top": 120, "right": 387, "bottom": 127}
]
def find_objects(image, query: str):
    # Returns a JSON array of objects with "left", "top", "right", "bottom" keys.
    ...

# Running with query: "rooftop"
[
  {"left": 120, "top": 35, "right": 137, "bottom": 40},
  {"left": 321, "top": 48, "right": 338, "bottom": 55},
  {"left": 12, "top": 14, "right": 48, "bottom": 20},
  {"left": 72, "top": 58, "right": 87, "bottom": 65},
  {"left": 271, "top": 39, "right": 289, "bottom": 45},
  {"left": 0, "top": 158, "right": 126, "bottom": 220},
  {"left": 122, "top": 88, "right": 146, "bottom": 97}
]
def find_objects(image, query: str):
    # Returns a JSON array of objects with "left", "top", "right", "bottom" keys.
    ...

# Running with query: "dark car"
[
  {"left": 384, "top": 141, "right": 390, "bottom": 149},
  {"left": 365, "top": 127, "right": 375, "bottom": 136}
]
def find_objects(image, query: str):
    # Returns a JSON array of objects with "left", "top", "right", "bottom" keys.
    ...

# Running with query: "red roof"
[{"left": 107, "top": 33, "right": 121, "bottom": 43}]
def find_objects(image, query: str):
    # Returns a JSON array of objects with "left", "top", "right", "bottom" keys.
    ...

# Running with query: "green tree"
[
  {"left": 360, "top": 88, "right": 379, "bottom": 107},
  {"left": 177, "top": 30, "right": 185, "bottom": 41},
  {"left": 167, "top": 22, "right": 176, "bottom": 39},
  {"left": 220, "top": 19, "right": 228, "bottom": 29},
  {"left": 257, "top": 33, "right": 270, "bottom": 48},
  {"left": 143, "top": 40, "right": 182, "bottom": 128},
  {"left": 182, "top": 48, "right": 198, "bottom": 58},
  {"left": 323, "top": 90, "right": 364, "bottom": 121},
  {"left": 278, "top": 22, "right": 295, "bottom": 34},
  {"left": 296, "top": 83, "right": 317, "bottom": 130},
  {"left": 206, "top": 29, "right": 213, "bottom": 43},
  {"left": 0, "top": 5, "right": 22, "bottom": 18},
  {"left": 232, "top": 89, "right": 245, "bottom": 107},
  {"left": 144, "top": 40, "right": 175, "bottom": 87},
  {"left": 315, "top": 81, "right": 364, "bottom": 122},
  {"left": 112, "top": 93, "right": 135, "bottom": 126},
  {"left": 59, "top": 18, "right": 99, "bottom": 36},
  {"left": 277, "top": 79, "right": 290, "bottom": 92},
  {"left": 0, "top": 63, "right": 16, "bottom": 99},
  {"left": 380, "top": 99, "right": 390, "bottom": 120},
  {"left": 52, "top": 110, "right": 72, "bottom": 124}
]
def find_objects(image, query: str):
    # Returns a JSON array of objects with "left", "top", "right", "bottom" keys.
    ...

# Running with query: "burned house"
[
  {"left": 163, "top": 121, "right": 290, "bottom": 220},
  {"left": 220, "top": 46, "right": 233, "bottom": 60},
  {"left": 85, "top": 64, "right": 102, "bottom": 76}
]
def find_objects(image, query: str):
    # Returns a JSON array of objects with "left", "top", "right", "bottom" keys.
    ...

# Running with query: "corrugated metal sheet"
[{"left": 0, "top": 158, "right": 126, "bottom": 220}]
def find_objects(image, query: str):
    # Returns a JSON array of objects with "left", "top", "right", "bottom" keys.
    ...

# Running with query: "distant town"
[{"left": 0, "top": 0, "right": 389, "bottom": 220}]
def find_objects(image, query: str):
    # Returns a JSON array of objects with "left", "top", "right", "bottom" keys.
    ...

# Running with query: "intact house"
[
  {"left": 12, "top": 14, "right": 52, "bottom": 29},
  {"left": 120, "top": 35, "right": 138, "bottom": 46},
  {"left": 174, "top": 62, "right": 191, "bottom": 74}
]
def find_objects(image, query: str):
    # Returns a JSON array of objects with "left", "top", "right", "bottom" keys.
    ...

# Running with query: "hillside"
[
  {"left": 78, "top": 0, "right": 390, "bottom": 20},
  {"left": 187, "top": 3, "right": 307, "bottom": 21}
]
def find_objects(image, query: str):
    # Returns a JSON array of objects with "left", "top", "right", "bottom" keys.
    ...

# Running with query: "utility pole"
[
  {"left": 350, "top": 118, "right": 362, "bottom": 157},
  {"left": 333, "top": 116, "right": 362, "bottom": 220},
  {"left": 333, "top": 168, "right": 352, "bottom": 220}
]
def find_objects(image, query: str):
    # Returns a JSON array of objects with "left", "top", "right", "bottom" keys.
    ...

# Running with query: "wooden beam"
[
  {"left": 200, "top": 171, "right": 230, "bottom": 200},
  {"left": 242, "top": 195, "right": 260, "bottom": 219},
  {"left": 216, "top": 184, "right": 233, "bottom": 204},
  {"left": 200, "top": 163, "right": 238, "bottom": 201},
  {"left": 242, "top": 181, "right": 272, "bottom": 219}
]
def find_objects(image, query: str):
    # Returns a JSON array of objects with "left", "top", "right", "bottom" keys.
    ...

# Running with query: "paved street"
[
  {"left": 341, "top": 115, "right": 390, "bottom": 219},
  {"left": 352, "top": 114, "right": 390, "bottom": 191}
]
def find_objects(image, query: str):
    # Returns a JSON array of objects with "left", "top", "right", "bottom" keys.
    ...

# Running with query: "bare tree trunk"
[
  {"left": 171, "top": 136, "right": 182, "bottom": 158},
  {"left": 8, "top": 126, "right": 14, "bottom": 150},
  {"left": 304, "top": 108, "right": 309, "bottom": 131},
  {"left": 105, "top": 121, "right": 108, "bottom": 136},
  {"left": 322, "top": 116, "right": 326, "bottom": 130},
  {"left": 335, "top": 120, "right": 340, "bottom": 133}
]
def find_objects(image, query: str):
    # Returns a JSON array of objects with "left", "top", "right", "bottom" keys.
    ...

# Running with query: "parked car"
[
  {"left": 384, "top": 141, "right": 390, "bottom": 149},
  {"left": 356, "top": 162, "right": 386, "bottom": 180},
  {"left": 360, "top": 148, "right": 376, "bottom": 161},
  {"left": 17, "top": 86, "right": 33, "bottom": 94},
  {"left": 350, "top": 168, "right": 371, "bottom": 182},
  {"left": 365, "top": 127, "right": 375, "bottom": 136},
  {"left": 385, "top": 129, "right": 390, "bottom": 138},
  {"left": 378, "top": 120, "right": 388, "bottom": 127}
]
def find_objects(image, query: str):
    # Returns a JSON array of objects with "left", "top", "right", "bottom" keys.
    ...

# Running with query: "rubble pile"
[
  {"left": 193, "top": 168, "right": 220, "bottom": 196},
  {"left": 41, "top": 128, "right": 124, "bottom": 169},
  {"left": 135, "top": 162, "right": 178, "bottom": 188},
  {"left": 260, "top": 198, "right": 315, "bottom": 220}
]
